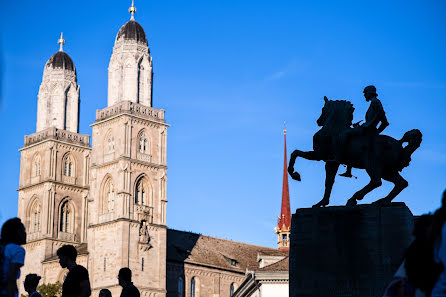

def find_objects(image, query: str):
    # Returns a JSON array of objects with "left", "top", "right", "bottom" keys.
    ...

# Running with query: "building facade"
[{"left": 16, "top": 3, "right": 286, "bottom": 297}]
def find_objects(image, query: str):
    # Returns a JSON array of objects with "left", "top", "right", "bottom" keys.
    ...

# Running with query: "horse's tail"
[{"left": 398, "top": 129, "right": 422, "bottom": 171}]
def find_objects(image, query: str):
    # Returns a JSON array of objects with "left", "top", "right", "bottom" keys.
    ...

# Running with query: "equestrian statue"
[{"left": 287, "top": 85, "right": 422, "bottom": 207}]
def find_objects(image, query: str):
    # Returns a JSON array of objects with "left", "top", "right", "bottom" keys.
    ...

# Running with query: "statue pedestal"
[{"left": 289, "top": 202, "right": 414, "bottom": 297}]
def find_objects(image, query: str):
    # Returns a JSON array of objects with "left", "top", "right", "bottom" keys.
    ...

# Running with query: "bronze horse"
[{"left": 287, "top": 97, "right": 422, "bottom": 207}]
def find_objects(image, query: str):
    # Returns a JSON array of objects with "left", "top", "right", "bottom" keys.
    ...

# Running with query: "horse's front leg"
[
  {"left": 313, "top": 161, "right": 339, "bottom": 207},
  {"left": 288, "top": 150, "right": 324, "bottom": 181}
]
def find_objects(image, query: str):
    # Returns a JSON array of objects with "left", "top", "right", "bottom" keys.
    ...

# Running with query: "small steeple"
[
  {"left": 58, "top": 32, "right": 65, "bottom": 52},
  {"left": 275, "top": 123, "right": 292, "bottom": 251},
  {"left": 129, "top": 0, "right": 136, "bottom": 20}
]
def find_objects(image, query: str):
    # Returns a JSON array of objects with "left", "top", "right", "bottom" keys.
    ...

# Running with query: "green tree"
[{"left": 37, "top": 282, "right": 62, "bottom": 297}]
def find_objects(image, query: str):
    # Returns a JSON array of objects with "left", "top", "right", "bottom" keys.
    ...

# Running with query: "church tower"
[
  {"left": 18, "top": 35, "right": 91, "bottom": 284},
  {"left": 275, "top": 128, "right": 291, "bottom": 251},
  {"left": 107, "top": 0, "right": 153, "bottom": 107},
  {"left": 88, "top": 2, "right": 167, "bottom": 296},
  {"left": 36, "top": 33, "right": 80, "bottom": 133}
]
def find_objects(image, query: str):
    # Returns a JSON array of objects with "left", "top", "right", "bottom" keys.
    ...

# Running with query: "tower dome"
[
  {"left": 46, "top": 51, "right": 75, "bottom": 71},
  {"left": 116, "top": 20, "right": 147, "bottom": 44},
  {"left": 45, "top": 32, "right": 75, "bottom": 72}
]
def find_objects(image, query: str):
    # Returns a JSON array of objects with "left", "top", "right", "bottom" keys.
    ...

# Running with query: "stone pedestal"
[{"left": 289, "top": 202, "right": 414, "bottom": 297}]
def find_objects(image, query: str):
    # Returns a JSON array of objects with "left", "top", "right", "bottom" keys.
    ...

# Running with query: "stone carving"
[
  {"left": 288, "top": 86, "right": 422, "bottom": 207},
  {"left": 139, "top": 220, "right": 151, "bottom": 245},
  {"left": 135, "top": 205, "right": 153, "bottom": 223}
]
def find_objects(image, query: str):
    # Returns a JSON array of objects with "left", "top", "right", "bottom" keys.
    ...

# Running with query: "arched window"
[
  {"left": 63, "top": 154, "right": 74, "bottom": 177},
  {"left": 30, "top": 200, "right": 41, "bottom": 233},
  {"left": 135, "top": 179, "right": 146, "bottom": 205},
  {"left": 191, "top": 277, "right": 196, "bottom": 297},
  {"left": 177, "top": 276, "right": 184, "bottom": 297},
  {"left": 230, "top": 283, "right": 235, "bottom": 297},
  {"left": 138, "top": 132, "right": 149, "bottom": 154},
  {"left": 32, "top": 155, "right": 41, "bottom": 177},
  {"left": 60, "top": 200, "right": 73, "bottom": 233},
  {"left": 134, "top": 176, "right": 152, "bottom": 206},
  {"left": 102, "top": 178, "right": 115, "bottom": 213}
]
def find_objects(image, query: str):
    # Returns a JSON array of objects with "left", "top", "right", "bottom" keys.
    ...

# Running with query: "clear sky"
[{"left": 0, "top": 0, "right": 445, "bottom": 248}]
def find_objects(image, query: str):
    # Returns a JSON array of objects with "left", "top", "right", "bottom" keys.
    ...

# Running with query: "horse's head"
[
  {"left": 317, "top": 96, "right": 354, "bottom": 128},
  {"left": 317, "top": 96, "right": 330, "bottom": 126}
]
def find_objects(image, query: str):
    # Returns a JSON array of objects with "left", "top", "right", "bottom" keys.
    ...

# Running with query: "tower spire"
[
  {"left": 275, "top": 124, "right": 291, "bottom": 251},
  {"left": 58, "top": 32, "right": 65, "bottom": 52},
  {"left": 129, "top": 0, "right": 136, "bottom": 20}
]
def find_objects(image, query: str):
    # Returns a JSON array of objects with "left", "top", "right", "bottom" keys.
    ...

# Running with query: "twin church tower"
[
  {"left": 18, "top": 2, "right": 167, "bottom": 296},
  {"left": 17, "top": 3, "right": 291, "bottom": 297}
]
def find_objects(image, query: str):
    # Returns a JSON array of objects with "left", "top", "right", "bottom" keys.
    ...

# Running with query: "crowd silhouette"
[
  {"left": 0, "top": 219, "right": 140, "bottom": 297},
  {"left": 1, "top": 190, "right": 446, "bottom": 297},
  {"left": 383, "top": 190, "right": 446, "bottom": 297}
]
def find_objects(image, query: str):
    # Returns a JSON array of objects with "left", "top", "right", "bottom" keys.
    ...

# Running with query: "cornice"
[
  {"left": 17, "top": 180, "right": 89, "bottom": 192},
  {"left": 90, "top": 155, "right": 167, "bottom": 170},
  {"left": 20, "top": 138, "right": 91, "bottom": 152},
  {"left": 88, "top": 217, "right": 167, "bottom": 229}
]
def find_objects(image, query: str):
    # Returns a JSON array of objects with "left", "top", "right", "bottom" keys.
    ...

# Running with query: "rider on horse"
[{"left": 338, "top": 85, "right": 389, "bottom": 177}]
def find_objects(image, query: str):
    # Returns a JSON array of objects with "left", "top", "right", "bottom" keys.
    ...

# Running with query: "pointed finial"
[
  {"left": 283, "top": 121, "right": 287, "bottom": 135},
  {"left": 58, "top": 32, "right": 65, "bottom": 52},
  {"left": 129, "top": 0, "right": 136, "bottom": 20}
]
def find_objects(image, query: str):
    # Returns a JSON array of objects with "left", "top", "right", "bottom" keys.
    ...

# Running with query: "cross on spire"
[
  {"left": 58, "top": 32, "right": 65, "bottom": 52},
  {"left": 129, "top": 0, "right": 137, "bottom": 20}
]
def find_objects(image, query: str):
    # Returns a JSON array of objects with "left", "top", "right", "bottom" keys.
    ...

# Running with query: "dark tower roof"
[
  {"left": 116, "top": 20, "right": 147, "bottom": 44},
  {"left": 46, "top": 51, "right": 75, "bottom": 71}
]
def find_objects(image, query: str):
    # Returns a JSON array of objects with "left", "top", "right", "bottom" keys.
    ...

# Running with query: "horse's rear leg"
[
  {"left": 374, "top": 172, "right": 409, "bottom": 206},
  {"left": 313, "top": 161, "right": 339, "bottom": 207},
  {"left": 346, "top": 169, "right": 382, "bottom": 207}
]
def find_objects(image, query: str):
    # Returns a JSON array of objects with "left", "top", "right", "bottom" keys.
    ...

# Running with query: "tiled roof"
[
  {"left": 167, "top": 229, "right": 280, "bottom": 272},
  {"left": 257, "top": 249, "right": 288, "bottom": 257},
  {"left": 257, "top": 256, "right": 289, "bottom": 272}
]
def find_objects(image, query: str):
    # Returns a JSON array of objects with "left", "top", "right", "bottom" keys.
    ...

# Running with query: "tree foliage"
[{"left": 37, "top": 282, "right": 62, "bottom": 297}]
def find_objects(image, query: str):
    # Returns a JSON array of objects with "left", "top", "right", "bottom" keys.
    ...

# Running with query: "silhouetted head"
[
  {"left": 442, "top": 189, "right": 446, "bottom": 208},
  {"left": 24, "top": 274, "right": 41, "bottom": 294},
  {"left": 429, "top": 190, "right": 446, "bottom": 243},
  {"left": 363, "top": 85, "right": 378, "bottom": 101},
  {"left": 0, "top": 217, "right": 26, "bottom": 245},
  {"left": 118, "top": 267, "right": 132, "bottom": 287},
  {"left": 99, "top": 289, "right": 112, "bottom": 297},
  {"left": 57, "top": 245, "right": 77, "bottom": 269},
  {"left": 413, "top": 214, "right": 433, "bottom": 239}
]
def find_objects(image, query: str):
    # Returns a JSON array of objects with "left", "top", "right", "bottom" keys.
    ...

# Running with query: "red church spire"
[{"left": 275, "top": 126, "right": 291, "bottom": 251}]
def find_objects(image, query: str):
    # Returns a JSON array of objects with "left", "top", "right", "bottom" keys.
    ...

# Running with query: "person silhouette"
[
  {"left": 118, "top": 268, "right": 140, "bottom": 297},
  {"left": 431, "top": 190, "right": 446, "bottom": 297},
  {"left": 0, "top": 218, "right": 27, "bottom": 297},
  {"left": 99, "top": 289, "right": 112, "bottom": 297},
  {"left": 338, "top": 85, "right": 389, "bottom": 178},
  {"left": 57, "top": 245, "right": 91, "bottom": 297},
  {"left": 24, "top": 274, "right": 42, "bottom": 297}
]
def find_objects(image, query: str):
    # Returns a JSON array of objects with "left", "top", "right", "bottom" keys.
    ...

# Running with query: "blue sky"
[{"left": 1, "top": 0, "right": 445, "bottom": 248}]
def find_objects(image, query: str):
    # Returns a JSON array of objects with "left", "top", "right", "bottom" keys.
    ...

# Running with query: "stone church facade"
[{"left": 16, "top": 3, "right": 287, "bottom": 297}]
